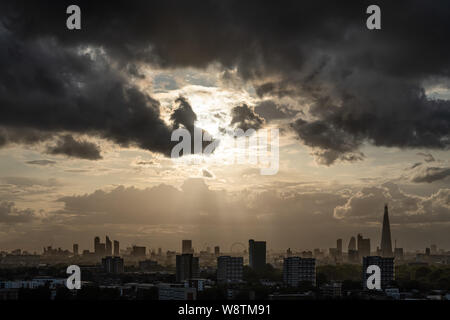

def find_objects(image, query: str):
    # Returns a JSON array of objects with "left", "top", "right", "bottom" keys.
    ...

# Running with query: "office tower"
[
  {"left": 249, "top": 239, "right": 266, "bottom": 271},
  {"left": 337, "top": 239, "right": 342, "bottom": 254},
  {"left": 217, "top": 256, "right": 243, "bottom": 283},
  {"left": 362, "top": 256, "right": 394, "bottom": 290},
  {"left": 94, "top": 236, "right": 100, "bottom": 254},
  {"left": 102, "top": 256, "right": 124, "bottom": 273},
  {"left": 357, "top": 234, "right": 371, "bottom": 259},
  {"left": 381, "top": 204, "right": 393, "bottom": 257},
  {"left": 105, "top": 236, "right": 112, "bottom": 256},
  {"left": 176, "top": 254, "right": 199, "bottom": 282},
  {"left": 94, "top": 236, "right": 105, "bottom": 257},
  {"left": 214, "top": 246, "right": 220, "bottom": 256},
  {"left": 182, "top": 240, "right": 193, "bottom": 254},
  {"left": 425, "top": 247, "right": 431, "bottom": 256},
  {"left": 113, "top": 240, "right": 120, "bottom": 256},
  {"left": 283, "top": 257, "right": 316, "bottom": 287},
  {"left": 348, "top": 236, "right": 356, "bottom": 251},
  {"left": 73, "top": 244, "right": 79, "bottom": 256},
  {"left": 132, "top": 245, "right": 146, "bottom": 257}
]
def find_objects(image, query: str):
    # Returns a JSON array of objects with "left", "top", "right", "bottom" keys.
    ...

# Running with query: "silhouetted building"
[
  {"left": 158, "top": 283, "right": 196, "bottom": 300},
  {"left": 132, "top": 245, "right": 146, "bottom": 257},
  {"left": 113, "top": 240, "right": 120, "bottom": 256},
  {"left": 348, "top": 250, "right": 359, "bottom": 263},
  {"left": 249, "top": 239, "right": 266, "bottom": 271},
  {"left": 321, "top": 281, "right": 342, "bottom": 297},
  {"left": 73, "top": 244, "right": 78, "bottom": 256},
  {"left": 182, "top": 240, "right": 193, "bottom": 254},
  {"left": 214, "top": 246, "right": 220, "bottom": 256},
  {"left": 337, "top": 239, "right": 342, "bottom": 254},
  {"left": 176, "top": 254, "right": 199, "bottom": 282},
  {"left": 105, "top": 236, "right": 112, "bottom": 256},
  {"left": 139, "top": 259, "right": 159, "bottom": 271},
  {"left": 283, "top": 257, "right": 316, "bottom": 287},
  {"left": 348, "top": 236, "right": 356, "bottom": 251},
  {"left": 362, "top": 256, "right": 394, "bottom": 290},
  {"left": 94, "top": 236, "right": 105, "bottom": 257},
  {"left": 357, "top": 234, "right": 371, "bottom": 259},
  {"left": 102, "top": 256, "right": 124, "bottom": 273},
  {"left": 217, "top": 256, "right": 243, "bottom": 283},
  {"left": 381, "top": 205, "right": 393, "bottom": 257}
]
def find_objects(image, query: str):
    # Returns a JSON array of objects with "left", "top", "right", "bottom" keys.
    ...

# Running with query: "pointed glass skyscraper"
[{"left": 381, "top": 204, "right": 393, "bottom": 257}]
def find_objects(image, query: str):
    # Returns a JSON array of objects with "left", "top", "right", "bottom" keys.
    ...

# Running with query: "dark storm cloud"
[
  {"left": 254, "top": 100, "right": 298, "bottom": 121},
  {"left": 230, "top": 104, "right": 265, "bottom": 131},
  {"left": 0, "top": 27, "right": 175, "bottom": 156},
  {"left": 46, "top": 135, "right": 102, "bottom": 160},
  {"left": 291, "top": 118, "right": 364, "bottom": 165},
  {"left": 170, "top": 96, "right": 198, "bottom": 131},
  {"left": 0, "top": 1, "right": 449, "bottom": 162}
]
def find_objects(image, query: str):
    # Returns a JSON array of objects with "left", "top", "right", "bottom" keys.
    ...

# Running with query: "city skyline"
[
  {"left": 3, "top": 205, "right": 445, "bottom": 255},
  {"left": 0, "top": 1, "right": 449, "bottom": 255}
]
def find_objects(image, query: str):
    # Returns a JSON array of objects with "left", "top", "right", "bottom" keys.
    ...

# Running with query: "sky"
[{"left": 0, "top": 0, "right": 449, "bottom": 253}]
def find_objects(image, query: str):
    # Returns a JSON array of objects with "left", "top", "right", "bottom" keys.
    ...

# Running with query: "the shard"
[{"left": 381, "top": 204, "right": 393, "bottom": 257}]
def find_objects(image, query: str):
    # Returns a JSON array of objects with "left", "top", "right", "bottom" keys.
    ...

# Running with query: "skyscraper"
[
  {"left": 113, "top": 240, "right": 120, "bottom": 256},
  {"left": 176, "top": 254, "right": 199, "bottom": 282},
  {"left": 94, "top": 236, "right": 105, "bottom": 256},
  {"left": 337, "top": 239, "right": 342, "bottom": 254},
  {"left": 217, "top": 256, "right": 243, "bottom": 283},
  {"left": 249, "top": 239, "right": 266, "bottom": 271},
  {"left": 283, "top": 257, "right": 316, "bottom": 287},
  {"left": 73, "top": 244, "right": 79, "bottom": 256},
  {"left": 182, "top": 240, "right": 193, "bottom": 254},
  {"left": 105, "top": 236, "right": 112, "bottom": 256},
  {"left": 348, "top": 236, "right": 356, "bottom": 251},
  {"left": 381, "top": 204, "right": 393, "bottom": 257},
  {"left": 357, "top": 234, "right": 371, "bottom": 259},
  {"left": 102, "top": 256, "right": 124, "bottom": 274}
]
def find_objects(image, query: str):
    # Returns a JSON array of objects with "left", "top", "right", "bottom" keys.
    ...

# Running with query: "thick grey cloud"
[
  {"left": 334, "top": 182, "right": 450, "bottom": 224},
  {"left": 410, "top": 166, "right": 450, "bottom": 183},
  {"left": 291, "top": 118, "right": 364, "bottom": 165},
  {"left": 230, "top": 104, "right": 265, "bottom": 131},
  {"left": 46, "top": 135, "right": 102, "bottom": 160},
  {"left": 254, "top": 100, "right": 298, "bottom": 122},
  {"left": 0, "top": 0, "right": 449, "bottom": 163},
  {"left": 170, "top": 96, "right": 198, "bottom": 132},
  {"left": 0, "top": 201, "right": 35, "bottom": 224}
]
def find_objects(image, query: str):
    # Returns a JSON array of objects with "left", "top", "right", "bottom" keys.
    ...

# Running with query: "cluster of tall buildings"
[{"left": 93, "top": 236, "right": 120, "bottom": 257}]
